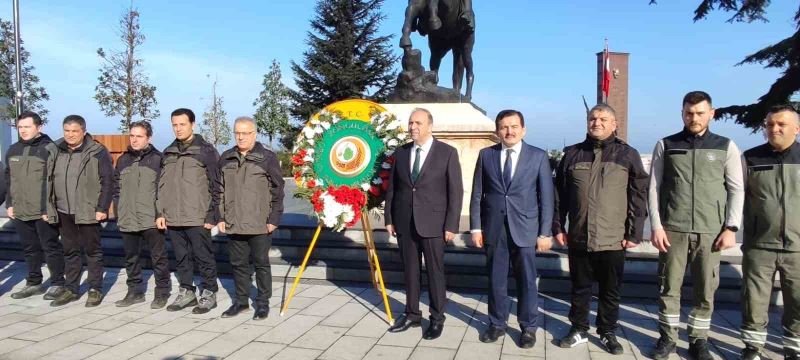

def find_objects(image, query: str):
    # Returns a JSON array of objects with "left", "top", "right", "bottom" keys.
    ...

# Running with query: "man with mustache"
[
  {"left": 553, "top": 104, "right": 648, "bottom": 354},
  {"left": 470, "top": 109, "right": 554, "bottom": 348},
  {"left": 739, "top": 105, "right": 800, "bottom": 360},
  {"left": 385, "top": 107, "right": 463, "bottom": 340},
  {"left": 648, "top": 91, "right": 744, "bottom": 360}
]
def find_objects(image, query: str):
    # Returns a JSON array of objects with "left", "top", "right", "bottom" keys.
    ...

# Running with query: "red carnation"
[
  {"left": 369, "top": 185, "right": 381, "bottom": 197},
  {"left": 378, "top": 170, "right": 390, "bottom": 179},
  {"left": 381, "top": 180, "right": 389, "bottom": 191},
  {"left": 385, "top": 156, "right": 395, "bottom": 165},
  {"left": 307, "top": 179, "right": 317, "bottom": 188},
  {"left": 294, "top": 171, "right": 302, "bottom": 180}
]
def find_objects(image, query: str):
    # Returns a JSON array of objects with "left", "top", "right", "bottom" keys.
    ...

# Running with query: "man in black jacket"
[
  {"left": 5, "top": 111, "right": 63, "bottom": 300},
  {"left": 217, "top": 116, "right": 284, "bottom": 320},
  {"left": 157, "top": 108, "right": 221, "bottom": 314},
  {"left": 552, "top": 104, "right": 649, "bottom": 354},
  {"left": 51, "top": 115, "right": 115, "bottom": 307},
  {"left": 113, "top": 121, "right": 171, "bottom": 309}
]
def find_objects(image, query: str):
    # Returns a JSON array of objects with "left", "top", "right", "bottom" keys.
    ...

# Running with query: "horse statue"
[{"left": 397, "top": 0, "right": 475, "bottom": 100}]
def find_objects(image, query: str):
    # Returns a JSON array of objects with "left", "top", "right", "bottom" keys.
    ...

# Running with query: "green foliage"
[
  {"left": 287, "top": 0, "right": 398, "bottom": 149},
  {"left": 94, "top": 7, "right": 159, "bottom": 132},
  {"left": 0, "top": 19, "right": 49, "bottom": 122},
  {"left": 253, "top": 59, "right": 294, "bottom": 147},
  {"left": 200, "top": 77, "right": 231, "bottom": 146},
  {"left": 651, "top": 0, "right": 800, "bottom": 130}
]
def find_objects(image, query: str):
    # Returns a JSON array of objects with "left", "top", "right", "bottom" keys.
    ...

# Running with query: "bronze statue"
[{"left": 395, "top": 0, "right": 475, "bottom": 101}]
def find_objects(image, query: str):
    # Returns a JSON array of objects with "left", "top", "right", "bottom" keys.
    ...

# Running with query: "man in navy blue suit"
[{"left": 469, "top": 109, "right": 555, "bottom": 348}]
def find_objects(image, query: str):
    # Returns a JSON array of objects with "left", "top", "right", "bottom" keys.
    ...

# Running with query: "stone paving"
[{"left": 0, "top": 260, "right": 787, "bottom": 360}]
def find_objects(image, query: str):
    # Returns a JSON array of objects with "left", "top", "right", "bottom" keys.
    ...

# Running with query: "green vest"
[
  {"left": 742, "top": 142, "right": 800, "bottom": 252},
  {"left": 659, "top": 130, "right": 729, "bottom": 234}
]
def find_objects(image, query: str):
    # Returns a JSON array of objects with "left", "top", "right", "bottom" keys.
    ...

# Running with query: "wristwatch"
[{"left": 725, "top": 225, "right": 739, "bottom": 233}]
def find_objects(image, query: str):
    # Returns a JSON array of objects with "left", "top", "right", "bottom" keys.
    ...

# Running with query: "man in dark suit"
[
  {"left": 469, "top": 109, "right": 555, "bottom": 348},
  {"left": 385, "top": 107, "right": 464, "bottom": 340}
]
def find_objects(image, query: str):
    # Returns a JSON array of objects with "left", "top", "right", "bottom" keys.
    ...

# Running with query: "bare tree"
[{"left": 95, "top": 7, "right": 159, "bottom": 132}]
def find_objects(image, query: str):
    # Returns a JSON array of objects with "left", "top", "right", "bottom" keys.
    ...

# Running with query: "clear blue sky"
[{"left": 0, "top": 0, "right": 795, "bottom": 152}]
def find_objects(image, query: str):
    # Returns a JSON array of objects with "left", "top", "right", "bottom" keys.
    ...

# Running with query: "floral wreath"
[{"left": 292, "top": 108, "right": 406, "bottom": 231}]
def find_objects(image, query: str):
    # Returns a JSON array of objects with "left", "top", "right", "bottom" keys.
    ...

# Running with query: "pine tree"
[
  {"left": 0, "top": 19, "right": 49, "bottom": 122},
  {"left": 95, "top": 7, "right": 159, "bottom": 132},
  {"left": 200, "top": 76, "right": 231, "bottom": 146},
  {"left": 253, "top": 60, "right": 293, "bottom": 147},
  {"left": 652, "top": 0, "right": 800, "bottom": 129},
  {"left": 288, "top": 0, "right": 398, "bottom": 148}
]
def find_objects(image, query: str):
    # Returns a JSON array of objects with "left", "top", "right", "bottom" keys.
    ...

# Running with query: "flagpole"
[{"left": 12, "top": 0, "right": 23, "bottom": 116}]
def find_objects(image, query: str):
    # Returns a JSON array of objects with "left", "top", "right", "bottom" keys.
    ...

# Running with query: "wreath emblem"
[{"left": 292, "top": 100, "right": 407, "bottom": 231}]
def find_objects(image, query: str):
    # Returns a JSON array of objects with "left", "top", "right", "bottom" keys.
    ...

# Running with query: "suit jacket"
[
  {"left": 469, "top": 142, "right": 555, "bottom": 248},
  {"left": 385, "top": 138, "right": 463, "bottom": 238}
]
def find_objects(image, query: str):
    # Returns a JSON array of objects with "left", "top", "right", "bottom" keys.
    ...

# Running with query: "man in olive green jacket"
[
  {"left": 156, "top": 108, "right": 221, "bottom": 314},
  {"left": 112, "top": 121, "right": 171, "bottom": 309},
  {"left": 51, "top": 115, "right": 115, "bottom": 308},
  {"left": 648, "top": 91, "right": 744, "bottom": 360},
  {"left": 739, "top": 105, "right": 800, "bottom": 360},
  {"left": 5, "top": 111, "right": 65, "bottom": 301},
  {"left": 217, "top": 116, "right": 284, "bottom": 321}
]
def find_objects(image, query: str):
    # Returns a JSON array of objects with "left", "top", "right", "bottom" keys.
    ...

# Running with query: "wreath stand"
[{"left": 279, "top": 212, "right": 394, "bottom": 324}]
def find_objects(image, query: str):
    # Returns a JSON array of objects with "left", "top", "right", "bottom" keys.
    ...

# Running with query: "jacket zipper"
[
  {"left": 780, "top": 158, "right": 786, "bottom": 247},
  {"left": 690, "top": 140, "right": 696, "bottom": 231},
  {"left": 65, "top": 152, "right": 73, "bottom": 213}
]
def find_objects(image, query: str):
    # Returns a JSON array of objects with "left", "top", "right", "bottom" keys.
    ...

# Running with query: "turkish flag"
[{"left": 602, "top": 41, "right": 611, "bottom": 101}]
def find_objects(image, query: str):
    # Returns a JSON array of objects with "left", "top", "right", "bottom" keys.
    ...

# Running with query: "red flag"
[{"left": 602, "top": 40, "right": 611, "bottom": 102}]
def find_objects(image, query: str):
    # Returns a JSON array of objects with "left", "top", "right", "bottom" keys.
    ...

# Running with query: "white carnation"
[
  {"left": 303, "top": 127, "right": 316, "bottom": 139},
  {"left": 320, "top": 121, "right": 331, "bottom": 130},
  {"left": 372, "top": 177, "right": 383, "bottom": 185},
  {"left": 387, "top": 139, "right": 398, "bottom": 147},
  {"left": 361, "top": 183, "right": 370, "bottom": 191}
]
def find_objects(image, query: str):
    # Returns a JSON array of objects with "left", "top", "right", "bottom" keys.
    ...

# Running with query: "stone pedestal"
[{"left": 381, "top": 102, "right": 497, "bottom": 216}]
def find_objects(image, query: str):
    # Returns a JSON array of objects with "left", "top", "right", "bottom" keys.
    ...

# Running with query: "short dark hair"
[
  {"left": 588, "top": 104, "right": 616, "bottom": 119},
  {"left": 171, "top": 108, "right": 195, "bottom": 123},
  {"left": 682, "top": 91, "right": 713, "bottom": 107},
  {"left": 16, "top": 111, "right": 42, "bottom": 126},
  {"left": 63, "top": 115, "right": 86, "bottom": 130},
  {"left": 130, "top": 121, "right": 153, "bottom": 137},
  {"left": 767, "top": 104, "right": 799, "bottom": 117},
  {"left": 495, "top": 109, "right": 525, "bottom": 130}
]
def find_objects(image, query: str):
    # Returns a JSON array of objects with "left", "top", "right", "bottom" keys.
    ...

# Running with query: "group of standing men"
[
  {"left": 384, "top": 92, "right": 800, "bottom": 360},
  {"left": 4, "top": 109, "right": 284, "bottom": 322}
]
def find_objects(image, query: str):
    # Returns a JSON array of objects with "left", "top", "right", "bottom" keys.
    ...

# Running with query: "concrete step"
[{"left": 0, "top": 217, "right": 765, "bottom": 304}]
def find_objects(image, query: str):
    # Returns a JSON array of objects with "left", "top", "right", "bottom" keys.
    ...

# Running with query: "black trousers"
[
  {"left": 568, "top": 248, "right": 626, "bottom": 334},
  {"left": 398, "top": 218, "right": 447, "bottom": 323},
  {"left": 228, "top": 233, "right": 272, "bottom": 306},
  {"left": 58, "top": 212, "right": 103, "bottom": 294},
  {"left": 13, "top": 218, "right": 64, "bottom": 287},
  {"left": 122, "top": 228, "right": 171, "bottom": 297},
  {"left": 168, "top": 226, "right": 218, "bottom": 292}
]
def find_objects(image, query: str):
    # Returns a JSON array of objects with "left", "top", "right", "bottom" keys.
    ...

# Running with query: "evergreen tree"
[
  {"left": 95, "top": 7, "right": 159, "bottom": 132},
  {"left": 652, "top": 0, "right": 800, "bottom": 129},
  {"left": 0, "top": 19, "right": 49, "bottom": 122},
  {"left": 253, "top": 59, "right": 293, "bottom": 147},
  {"left": 288, "top": 0, "right": 397, "bottom": 148}
]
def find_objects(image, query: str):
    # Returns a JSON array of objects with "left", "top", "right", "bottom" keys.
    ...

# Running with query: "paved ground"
[{"left": 0, "top": 260, "right": 786, "bottom": 360}]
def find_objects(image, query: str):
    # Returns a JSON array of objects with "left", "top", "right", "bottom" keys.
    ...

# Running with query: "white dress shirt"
[
  {"left": 410, "top": 136, "right": 434, "bottom": 174},
  {"left": 471, "top": 141, "right": 524, "bottom": 234}
]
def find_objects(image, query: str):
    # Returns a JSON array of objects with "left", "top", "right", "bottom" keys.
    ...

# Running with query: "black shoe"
[
  {"left": 600, "top": 332, "right": 624, "bottom": 355},
  {"left": 479, "top": 326, "right": 504, "bottom": 343},
  {"left": 221, "top": 303, "right": 250, "bottom": 318},
  {"left": 423, "top": 322, "right": 444, "bottom": 340},
  {"left": 520, "top": 329, "right": 536, "bottom": 349},
  {"left": 786, "top": 347, "right": 799, "bottom": 360},
  {"left": 689, "top": 338, "right": 714, "bottom": 360},
  {"left": 740, "top": 345, "right": 764, "bottom": 360},
  {"left": 151, "top": 295, "right": 169, "bottom": 309},
  {"left": 85, "top": 288, "right": 103, "bottom": 307},
  {"left": 50, "top": 290, "right": 78, "bottom": 307},
  {"left": 43, "top": 286, "right": 66, "bottom": 300},
  {"left": 11, "top": 284, "right": 44, "bottom": 299},
  {"left": 652, "top": 337, "right": 677, "bottom": 360},
  {"left": 388, "top": 314, "right": 421, "bottom": 333},
  {"left": 559, "top": 327, "right": 589, "bottom": 348},
  {"left": 115, "top": 290, "right": 145, "bottom": 307},
  {"left": 253, "top": 304, "right": 269, "bottom": 320}
]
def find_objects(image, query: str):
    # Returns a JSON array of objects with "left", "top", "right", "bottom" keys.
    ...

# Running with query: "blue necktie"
[{"left": 503, "top": 149, "right": 513, "bottom": 188}]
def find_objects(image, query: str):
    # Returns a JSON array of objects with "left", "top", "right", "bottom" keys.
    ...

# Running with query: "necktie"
[
  {"left": 503, "top": 149, "right": 513, "bottom": 188},
  {"left": 411, "top": 147, "right": 422, "bottom": 182}
]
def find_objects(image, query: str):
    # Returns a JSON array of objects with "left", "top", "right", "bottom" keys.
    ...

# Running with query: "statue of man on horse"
[{"left": 398, "top": 0, "right": 476, "bottom": 100}]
